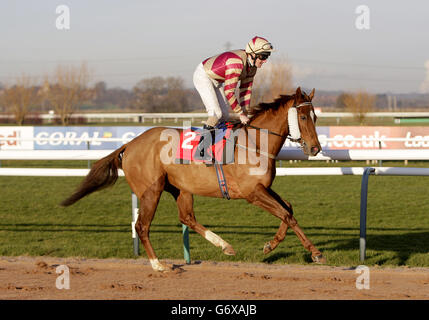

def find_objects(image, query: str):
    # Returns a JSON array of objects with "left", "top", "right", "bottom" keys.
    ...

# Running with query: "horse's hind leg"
[
  {"left": 134, "top": 176, "right": 170, "bottom": 272},
  {"left": 171, "top": 188, "right": 235, "bottom": 256}
]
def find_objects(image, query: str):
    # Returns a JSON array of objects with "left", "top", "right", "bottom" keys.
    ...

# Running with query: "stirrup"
[{"left": 194, "top": 125, "right": 214, "bottom": 161}]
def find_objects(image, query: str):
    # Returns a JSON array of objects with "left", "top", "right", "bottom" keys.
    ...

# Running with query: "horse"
[{"left": 61, "top": 86, "right": 325, "bottom": 272}]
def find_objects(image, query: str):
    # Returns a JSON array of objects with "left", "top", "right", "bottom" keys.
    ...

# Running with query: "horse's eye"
[{"left": 300, "top": 115, "right": 307, "bottom": 120}]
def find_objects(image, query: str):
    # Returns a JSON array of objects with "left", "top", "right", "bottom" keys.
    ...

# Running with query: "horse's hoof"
[
  {"left": 150, "top": 259, "right": 171, "bottom": 272},
  {"left": 263, "top": 242, "right": 273, "bottom": 255},
  {"left": 311, "top": 254, "right": 327, "bottom": 264},
  {"left": 223, "top": 246, "right": 236, "bottom": 256},
  {"left": 155, "top": 265, "right": 171, "bottom": 273}
]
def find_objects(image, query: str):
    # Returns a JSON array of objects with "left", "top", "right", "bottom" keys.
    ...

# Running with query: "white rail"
[
  {"left": 1, "top": 149, "right": 429, "bottom": 161},
  {"left": 2, "top": 167, "right": 429, "bottom": 177},
  {"left": 276, "top": 149, "right": 429, "bottom": 161},
  {"left": 276, "top": 167, "right": 429, "bottom": 176},
  {"left": 0, "top": 167, "right": 125, "bottom": 176},
  {"left": 0, "top": 150, "right": 112, "bottom": 160}
]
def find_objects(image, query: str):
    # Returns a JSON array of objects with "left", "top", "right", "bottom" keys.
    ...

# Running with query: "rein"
[
  {"left": 247, "top": 124, "right": 284, "bottom": 138},
  {"left": 223, "top": 101, "right": 314, "bottom": 160},
  {"left": 245, "top": 101, "right": 313, "bottom": 142}
]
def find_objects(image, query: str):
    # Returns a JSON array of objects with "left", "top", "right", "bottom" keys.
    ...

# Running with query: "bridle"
[
  {"left": 246, "top": 101, "right": 314, "bottom": 142},
  {"left": 234, "top": 101, "right": 314, "bottom": 159}
]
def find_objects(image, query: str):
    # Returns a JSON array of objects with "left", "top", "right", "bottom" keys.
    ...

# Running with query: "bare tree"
[
  {"left": 0, "top": 75, "right": 41, "bottom": 125},
  {"left": 45, "top": 63, "right": 93, "bottom": 125},
  {"left": 343, "top": 90, "right": 375, "bottom": 124},
  {"left": 132, "top": 76, "right": 190, "bottom": 112},
  {"left": 251, "top": 56, "right": 294, "bottom": 106},
  {"left": 163, "top": 77, "right": 190, "bottom": 112}
]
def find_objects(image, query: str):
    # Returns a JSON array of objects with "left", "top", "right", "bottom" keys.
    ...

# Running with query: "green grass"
[{"left": 0, "top": 163, "right": 428, "bottom": 267}]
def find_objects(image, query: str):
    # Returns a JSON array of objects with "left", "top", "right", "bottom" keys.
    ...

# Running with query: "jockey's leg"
[
  {"left": 194, "top": 124, "right": 215, "bottom": 161},
  {"left": 193, "top": 63, "right": 223, "bottom": 123},
  {"left": 193, "top": 63, "right": 223, "bottom": 160}
]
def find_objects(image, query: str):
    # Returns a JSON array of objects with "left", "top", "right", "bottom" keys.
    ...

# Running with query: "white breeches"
[{"left": 193, "top": 63, "right": 230, "bottom": 124}]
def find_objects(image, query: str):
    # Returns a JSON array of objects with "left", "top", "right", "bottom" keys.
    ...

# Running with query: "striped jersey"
[{"left": 202, "top": 50, "right": 257, "bottom": 114}]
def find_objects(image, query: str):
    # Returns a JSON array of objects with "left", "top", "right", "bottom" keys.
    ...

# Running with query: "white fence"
[{"left": 1, "top": 148, "right": 429, "bottom": 162}]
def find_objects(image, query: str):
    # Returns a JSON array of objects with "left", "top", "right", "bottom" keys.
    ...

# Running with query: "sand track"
[{"left": 0, "top": 256, "right": 428, "bottom": 300}]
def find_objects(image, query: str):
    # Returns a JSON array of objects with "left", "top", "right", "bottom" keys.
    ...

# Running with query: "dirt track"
[{"left": 0, "top": 256, "right": 428, "bottom": 300}]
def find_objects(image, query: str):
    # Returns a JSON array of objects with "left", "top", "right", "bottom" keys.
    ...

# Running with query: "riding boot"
[{"left": 194, "top": 124, "right": 215, "bottom": 161}]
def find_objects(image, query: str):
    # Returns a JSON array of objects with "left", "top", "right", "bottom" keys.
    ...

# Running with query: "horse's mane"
[{"left": 247, "top": 94, "right": 295, "bottom": 119}]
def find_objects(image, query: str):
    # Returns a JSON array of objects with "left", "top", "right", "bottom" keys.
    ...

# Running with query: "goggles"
[{"left": 256, "top": 53, "right": 270, "bottom": 60}]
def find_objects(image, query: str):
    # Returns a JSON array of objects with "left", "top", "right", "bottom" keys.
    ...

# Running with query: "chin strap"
[{"left": 247, "top": 54, "right": 256, "bottom": 67}]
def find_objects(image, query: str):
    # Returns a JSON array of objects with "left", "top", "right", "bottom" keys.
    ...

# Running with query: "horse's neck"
[{"left": 249, "top": 105, "right": 289, "bottom": 156}]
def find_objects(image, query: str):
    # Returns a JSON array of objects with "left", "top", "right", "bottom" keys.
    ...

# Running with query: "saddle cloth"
[{"left": 175, "top": 122, "right": 237, "bottom": 164}]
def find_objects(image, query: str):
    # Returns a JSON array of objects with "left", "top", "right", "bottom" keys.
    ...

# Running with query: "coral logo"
[
  {"left": 0, "top": 127, "right": 34, "bottom": 150},
  {"left": 0, "top": 131, "right": 20, "bottom": 147}
]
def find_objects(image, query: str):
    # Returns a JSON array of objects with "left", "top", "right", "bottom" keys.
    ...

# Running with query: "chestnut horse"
[{"left": 61, "top": 87, "right": 325, "bottom": 272}]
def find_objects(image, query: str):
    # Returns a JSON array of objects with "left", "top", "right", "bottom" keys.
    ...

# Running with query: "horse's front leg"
[
  {"left": 262, "top": 190, "right": 294, "bottom": 254},
  {"left": 264, "top": 221, "right": 288, "bottom": 255},
  {"left": 247, "top": 184, "right": 326, "bottom": 263}
]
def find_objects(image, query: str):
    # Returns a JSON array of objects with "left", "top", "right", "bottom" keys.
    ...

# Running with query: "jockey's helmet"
[{"left": 245, "top": 36, "right": 274, "bottom": 59}]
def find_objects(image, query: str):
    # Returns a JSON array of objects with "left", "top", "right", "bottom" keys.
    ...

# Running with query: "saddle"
[
  {"left": 175, "top": 121, "right": 241, "bottom": 200},
  {"left": 175, "top": 121, "right": 240, "bottom": 165}
]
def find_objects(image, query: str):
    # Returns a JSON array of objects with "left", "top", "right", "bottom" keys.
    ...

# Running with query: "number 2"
[{"left": 182, "top": 132, "right": 196, "bottom": 149}]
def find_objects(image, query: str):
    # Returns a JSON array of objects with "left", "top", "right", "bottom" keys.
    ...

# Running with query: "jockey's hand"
[{"left": 239, "top": 113, "right": 250, "bottom": 125}]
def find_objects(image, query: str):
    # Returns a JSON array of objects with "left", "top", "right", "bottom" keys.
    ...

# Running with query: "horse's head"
[{"left": 287, "top": 87, "right": 322, "bottom": 156}]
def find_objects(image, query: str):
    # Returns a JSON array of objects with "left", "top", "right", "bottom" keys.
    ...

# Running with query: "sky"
[{"left": 1, "top": 0, "right": 429, "bottom": 94}]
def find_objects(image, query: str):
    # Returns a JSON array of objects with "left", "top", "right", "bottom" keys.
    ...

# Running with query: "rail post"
[
  {"left": 86, "top": 141, "right": 91, "bottom": 169},
  {"left": 360, "top": 167, "right": 375, "bottom": 261},
  {"left": 131, "top": 193, "right": 140, "bottom": 256},
  {"left": 182, "top": 225, "right": 191, "bottom": 264},
  {"left": 131, "top": 192, "right": 190, "bottom": 263}
]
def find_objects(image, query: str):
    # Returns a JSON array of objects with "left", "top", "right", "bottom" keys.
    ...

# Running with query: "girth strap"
[{"left": 214, "top": 162, "right": 230, "bottom": 200}]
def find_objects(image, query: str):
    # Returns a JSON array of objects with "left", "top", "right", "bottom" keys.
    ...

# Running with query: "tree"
[
  {"left": 342, "top": 90, "right": 375, "bottom": 124},
  {"left": 94, "top": 81, "right": 107, "bottom": 101},
  {"left": 163, "top": 77, "right": 190, "bottom": 112},
  {"left": 0, "top": 75, "right": 41, "bottom": 125},
  {"left": 45, "top": 63, "right": 94, "bottom": 125},
  {"left": 335, "top": 93, "right": 350, "bottom": 110},
  {"left": 132, "top": 76, "right": 190, "bottom": 112},
  {"left": 251, "top": 56, "right": 294, "bottom": 107}
]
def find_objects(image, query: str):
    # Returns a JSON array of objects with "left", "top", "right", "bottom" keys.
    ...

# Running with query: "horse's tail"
[{"left": 60, "top": 144, "right": 127, "bottom": 207}]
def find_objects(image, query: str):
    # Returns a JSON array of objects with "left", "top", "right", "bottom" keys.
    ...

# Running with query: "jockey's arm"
[
  {"left": 223, "top": 61, "right": 244, "bottom": 116},
  {"left": 239, "top": 77, "right": 253, "bottom": 113}
]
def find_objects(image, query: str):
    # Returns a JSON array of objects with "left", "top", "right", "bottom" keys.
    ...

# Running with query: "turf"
[{"left": 0, "top": 161, "right": 428, "bottom": 267}]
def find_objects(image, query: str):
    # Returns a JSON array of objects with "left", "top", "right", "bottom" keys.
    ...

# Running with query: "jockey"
[{"left": 193, "top": 36, "right": 274, "bottom": 160}]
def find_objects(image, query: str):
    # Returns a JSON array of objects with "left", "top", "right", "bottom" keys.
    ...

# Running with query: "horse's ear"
[
  {"left": 296, "top": 87, "right": 302, "bottom": 97},
  {"left": 309, "top": 88, "right": 315, "bottom": 101}
]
